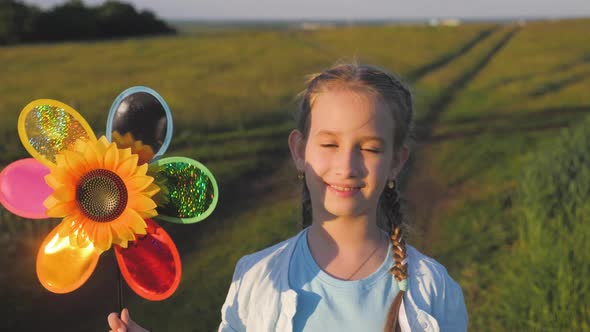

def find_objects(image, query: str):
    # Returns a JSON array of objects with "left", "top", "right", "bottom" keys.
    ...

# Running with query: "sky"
[{"left": 23, "top": 0, "right": 590, "bottom": 20}]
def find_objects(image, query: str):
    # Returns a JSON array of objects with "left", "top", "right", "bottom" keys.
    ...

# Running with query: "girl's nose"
[{"left": 335, "top": 149, "right": 362, "bottom": 178}]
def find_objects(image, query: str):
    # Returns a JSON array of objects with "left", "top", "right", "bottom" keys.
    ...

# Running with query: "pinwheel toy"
[{"left": 0, "top": 87, "right": 218, "bottom": 302}]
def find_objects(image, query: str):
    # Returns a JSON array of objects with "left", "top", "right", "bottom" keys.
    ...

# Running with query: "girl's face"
[{"left": 290, "top": 89, "right": 404, "bottom": 220}]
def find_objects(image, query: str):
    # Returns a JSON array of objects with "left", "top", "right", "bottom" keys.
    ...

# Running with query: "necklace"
[{"left": 345, "top": 232, "right": 386, "bottom": 280}]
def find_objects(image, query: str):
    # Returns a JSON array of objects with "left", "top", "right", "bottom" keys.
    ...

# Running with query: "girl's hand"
[{"left": 107, "top": 308, "right": 149, "bottom": 332}]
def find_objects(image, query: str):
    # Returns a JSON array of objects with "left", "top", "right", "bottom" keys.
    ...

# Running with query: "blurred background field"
[{"left": 0, "top": 10, "right": 589, "bottom": 331}]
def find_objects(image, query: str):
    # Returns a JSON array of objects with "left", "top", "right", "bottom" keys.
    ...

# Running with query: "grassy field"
[{"left": 0, "top": 19, "right": 589, "bottom": 331}]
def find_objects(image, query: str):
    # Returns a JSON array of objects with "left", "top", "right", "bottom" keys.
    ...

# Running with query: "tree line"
[{"left": 0, "top": 0, "right": 176, "bottom": 45}]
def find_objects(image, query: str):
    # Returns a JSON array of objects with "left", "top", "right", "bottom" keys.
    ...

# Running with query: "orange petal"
[
  {"left": 63, "top": 150, "right": 87, "bottom": 178},
  {"left": 55, "top": 154, "right": 67, "bottom": 168},
  {"left": 36, "top": 225, "right": 101, "bottom": 294},
  {"left": 44, "top": 174, "right": 62, "bottom": 189},
  {"left": 43, "top": 194, "right": 59, "bottom": 210},
  {"left": 52, "top": 185, "right": 75, "bottom": 203},
  {"left": 52, "top": 166, "right": 76, "bottom": 188},
  {"left": 46, "top": 201, "right": 77, "bottom": 218}
]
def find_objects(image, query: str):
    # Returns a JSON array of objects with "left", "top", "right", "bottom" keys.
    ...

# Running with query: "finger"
[
  {"left": 121, "top": 308, "right": 130, "bottom": 324},
  {"left": 108, "top": 312, "right": 123, "bottom": 329}
]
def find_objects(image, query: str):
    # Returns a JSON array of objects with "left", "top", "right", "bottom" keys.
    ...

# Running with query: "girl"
[{"left": 108, "top": 62, "right": 468, "bottom": 332}]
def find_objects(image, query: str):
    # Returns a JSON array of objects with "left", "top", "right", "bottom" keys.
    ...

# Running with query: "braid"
[
  {"left": 382, "top": 183, "right": 408, "bottom": 332},
  {"left": 301, "top": 180, "right": 312, "bottom": 229}
]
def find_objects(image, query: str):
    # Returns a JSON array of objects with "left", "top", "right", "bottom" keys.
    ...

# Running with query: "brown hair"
[{"left": 294, "top": 62, "right": 413, "bottom": 332}]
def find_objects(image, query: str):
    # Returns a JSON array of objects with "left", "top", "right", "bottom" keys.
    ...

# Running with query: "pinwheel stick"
[{"left": 117, "top": 261, "right": 124, "bottom": 312}]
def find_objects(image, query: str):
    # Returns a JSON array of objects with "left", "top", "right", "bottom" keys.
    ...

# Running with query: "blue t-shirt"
[{"left": 288, "top": 228, "right": 400, "bottom": 332}]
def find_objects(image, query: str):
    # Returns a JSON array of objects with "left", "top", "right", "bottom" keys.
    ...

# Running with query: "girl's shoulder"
[
  {"left": 404, "top": 245, "right": 468, "bottom": 330},
  {"left": 406, "top": 245, "right": 454, "bottom": 282}
]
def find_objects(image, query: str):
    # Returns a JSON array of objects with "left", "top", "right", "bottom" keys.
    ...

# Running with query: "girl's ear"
[
  {"left": 288, "top": 129, "right": 306, "bottom": 171},
  {"left": 390, "top": 144, "right": 410, "bottom": 179}
]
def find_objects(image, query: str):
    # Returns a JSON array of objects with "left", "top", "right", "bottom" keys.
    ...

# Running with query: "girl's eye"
[
  {"left": 362, "top": 148, "right": 381, "bottom": 153},
  {"left": 320, "top": 144, "right": 337, "bottom": 148}
]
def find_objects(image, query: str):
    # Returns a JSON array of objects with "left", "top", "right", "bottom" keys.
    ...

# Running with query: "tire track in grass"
[
  {"left": 403, "top": 26, "right": 520, "bottom": 254},
  {"left": 407, "top": 26, "right": 498, "bottom": 81}
]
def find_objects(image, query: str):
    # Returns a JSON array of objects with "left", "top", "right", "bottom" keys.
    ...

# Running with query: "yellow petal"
[
  {"left": 94, "top": 224, "right": 113, "bottom": 251},
  {"left": 118, "top": 147, "right": 132, "bottom": 162},
  {"left": 117, "top": 155, "right": 139, "bottom": 179},
  {"left": 121, "top": 208, "right": 147, "bottom": 235},
  {"left": 126, "top": 175, "right": 154, "bottom": 193},
  {"left": 138, "top": 209, "right": 158, "bottom": 219},
  {"left": 130, "top": 194, "right": 157, "bottom": 211},
  {"left": 104, "top": 143, "right": 119, "bottom": 171},
  {"left": 94, "top": 136, "right": 109, "bottom": 159},
  {"left": 134, "top": 163, "right": 148, "bottom": 176},
  {"left": 110, "top": 222, "right": 135, "bottom": 248},
  {"left": 82, "top": 142, "right": 101, "bottom": 170},
  {"left": 143, "top": 183, "right": 160, "bottom": 197}
]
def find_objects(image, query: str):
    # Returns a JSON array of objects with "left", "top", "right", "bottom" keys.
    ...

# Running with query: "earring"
[
  {"left": 298, "top": 172, "right": 305, "bottom": 180},
  {"left": 387, "top": 179, "right": 396, "bottom": 189}
]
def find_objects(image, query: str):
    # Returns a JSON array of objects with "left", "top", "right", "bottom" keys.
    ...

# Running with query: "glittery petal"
[{"left": 18, "top": 101, "right": 96, "bottom": 168}]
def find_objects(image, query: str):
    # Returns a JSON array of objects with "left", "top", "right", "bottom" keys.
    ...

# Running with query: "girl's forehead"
[{"left": 308, "top": 90, "right": 394, "bottom": 138}]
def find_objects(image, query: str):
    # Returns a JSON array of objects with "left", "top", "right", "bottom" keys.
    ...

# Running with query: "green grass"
[
  {"left": 414, "top": 18, "right": 590, "bottom": 331},
  {"left": 1, "top": 19, "right": 589, "bottom": 331}
]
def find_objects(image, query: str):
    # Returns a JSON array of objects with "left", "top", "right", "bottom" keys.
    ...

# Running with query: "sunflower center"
[{"left": 76, "top": 169, "right": 128, "bottom": 222}]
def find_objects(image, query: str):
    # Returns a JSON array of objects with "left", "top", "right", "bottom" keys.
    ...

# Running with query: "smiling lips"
[{"left": 326, "top": 182, "right": 362, "bottom": 197}]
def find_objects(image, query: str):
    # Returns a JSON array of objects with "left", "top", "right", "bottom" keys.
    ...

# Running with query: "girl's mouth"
[{"left": 326, "top": 183, "right": 362, "bottom": 197}]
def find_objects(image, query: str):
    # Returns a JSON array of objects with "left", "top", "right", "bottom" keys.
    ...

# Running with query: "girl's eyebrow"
[{"left": 316, "top": 130, "right": 385, "bottom": 144}]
